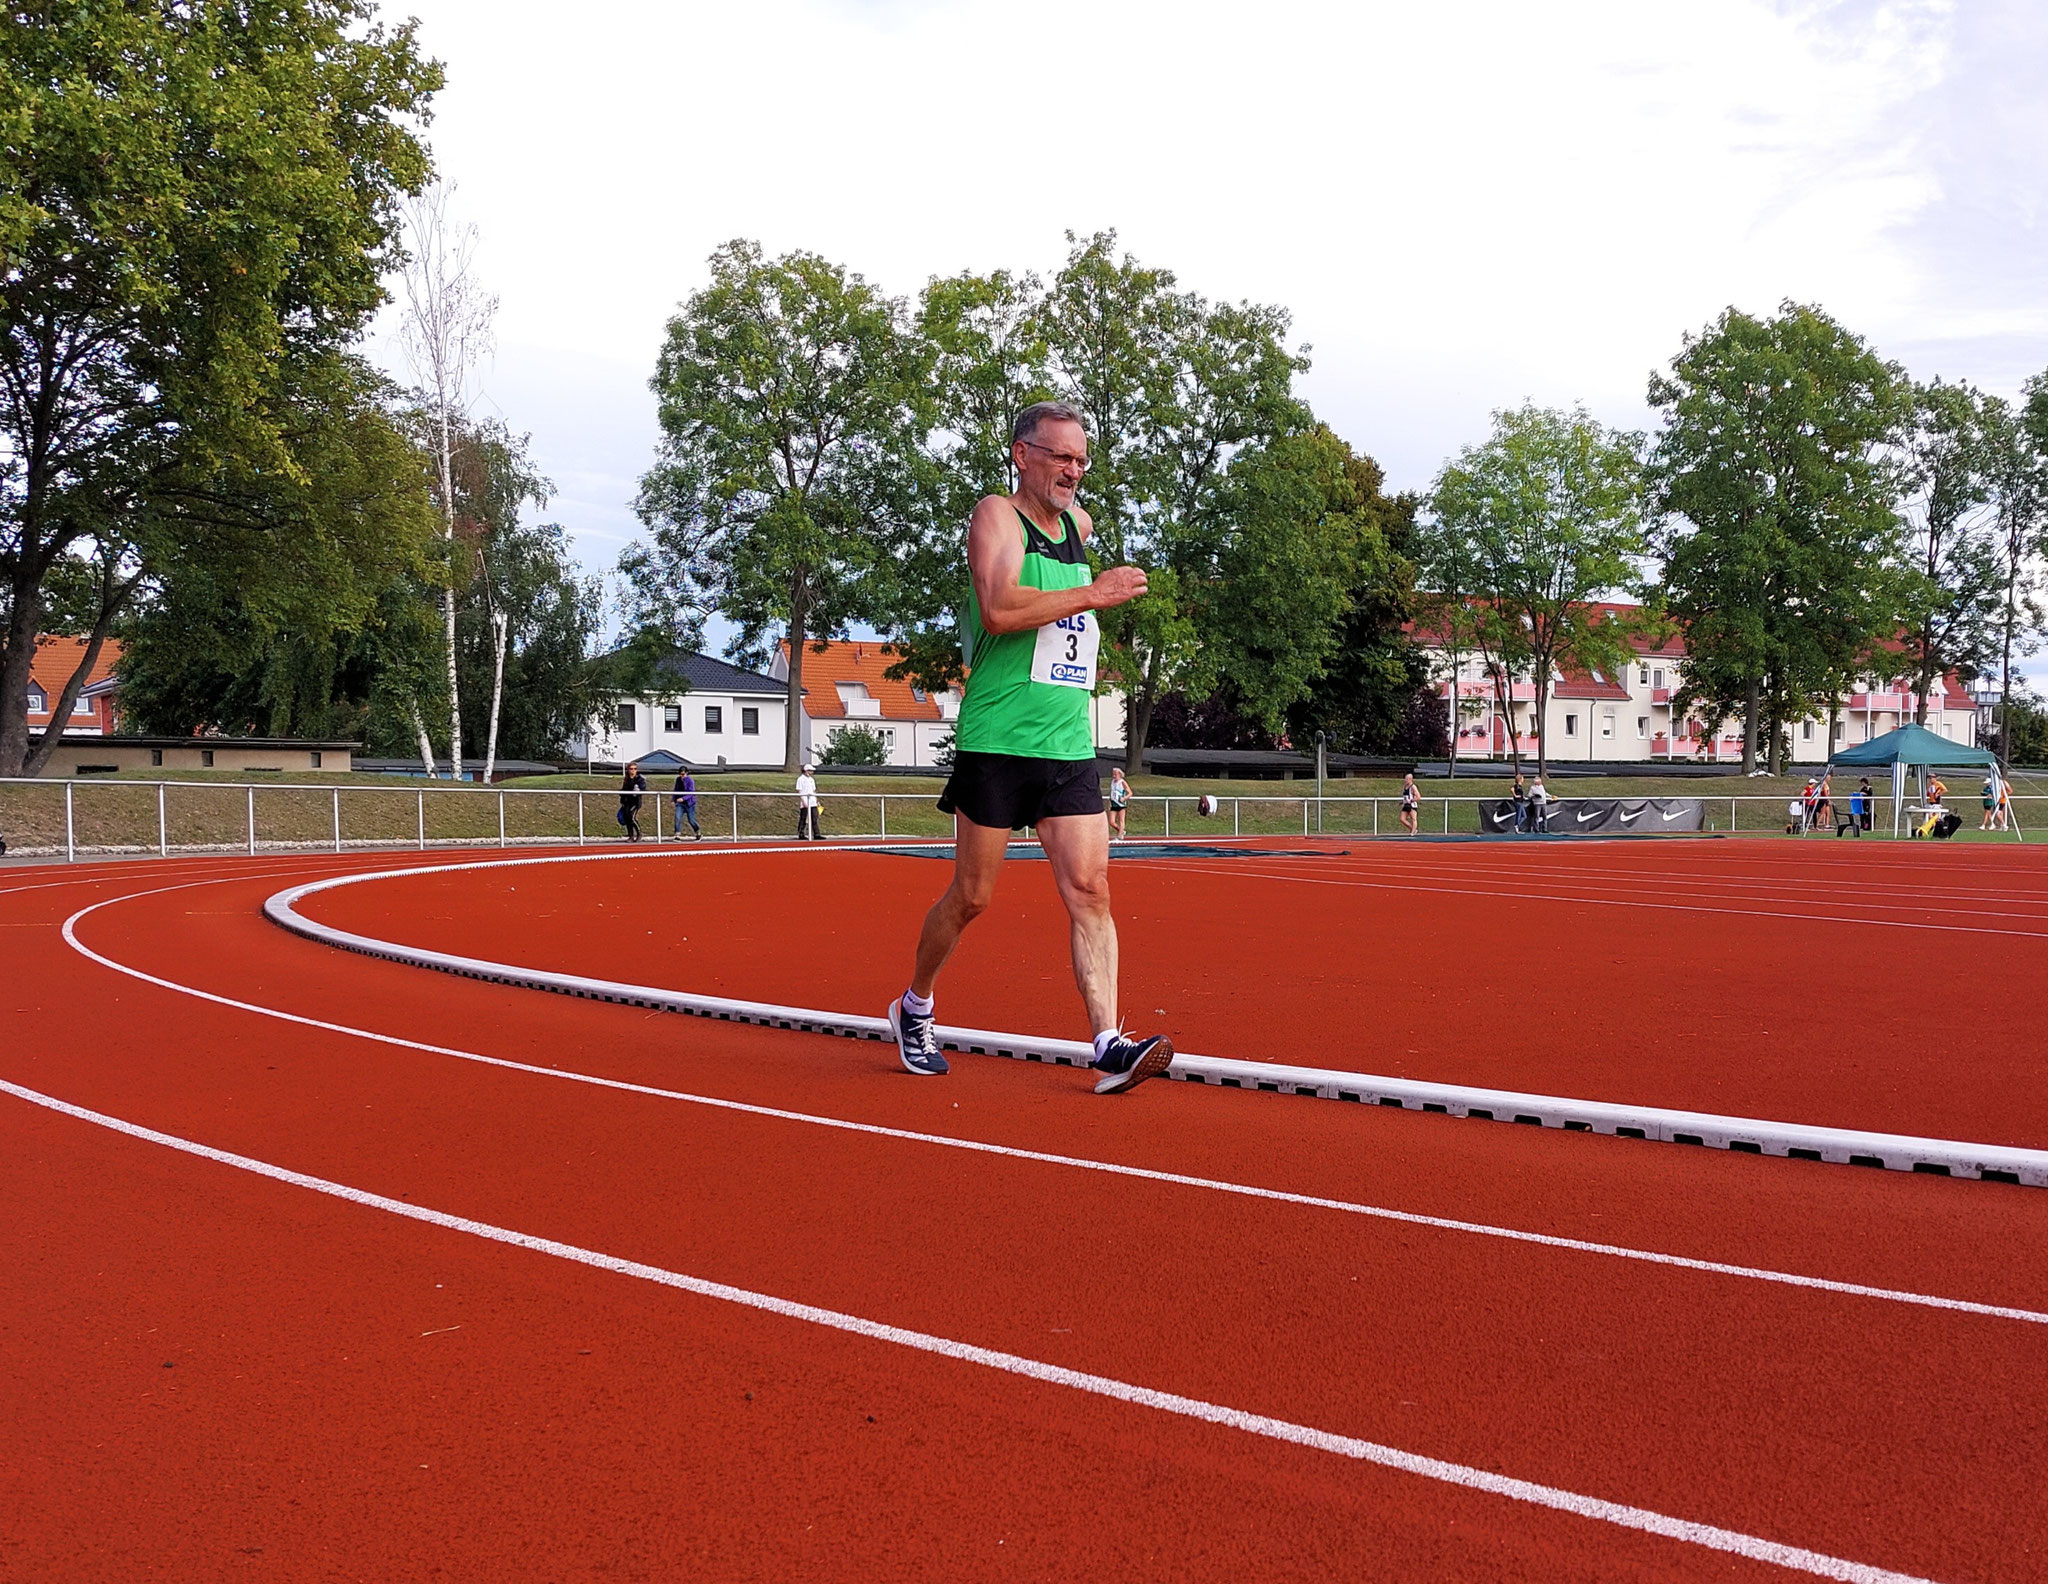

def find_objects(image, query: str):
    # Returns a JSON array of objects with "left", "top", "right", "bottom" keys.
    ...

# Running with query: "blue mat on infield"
[{"left": 880, "top": 843, "right": 1345, "bottom": 861}]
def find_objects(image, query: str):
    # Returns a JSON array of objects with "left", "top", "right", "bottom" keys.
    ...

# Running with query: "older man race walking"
[{"left": 887, "top": 402, "right": 1171, "bottom": 1095}]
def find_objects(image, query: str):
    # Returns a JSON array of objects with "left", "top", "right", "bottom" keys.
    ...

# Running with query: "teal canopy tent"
[{"left": 1827, "top": 724, "right": 2004, "bottom": 837}]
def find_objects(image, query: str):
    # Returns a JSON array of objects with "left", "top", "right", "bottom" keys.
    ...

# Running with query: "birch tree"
[
  {"left": 399, "top": 183, "right": 496, "bottom": 777},
  {"left": 1899, "top": 380, "right": 2004, "bottom": 720}
]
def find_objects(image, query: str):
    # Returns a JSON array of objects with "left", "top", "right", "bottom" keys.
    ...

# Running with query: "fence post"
[
  {"left": 1444, "top": 799, "right": 1450, "bottom": 834},
  {"left": 578, "top": 794, "right": 585, "bottom": 846},
  {"left": 1730, "top": 795, "right": 1737, "bottom": 833},
  {"left": 1233, "top": 798, "right": 1240, "bottom": 836},
  {"left": 417, "top": 789, "right": 425, "bottom": 850},
  {"left": 498, "top": 790, "right": 507, "bottom": 848},
  {"left": 1303, "top": 798, "right": 1309, "bottom": 836},
  {"left": 880, "top": 795, "right": 887, "bottom": 839},
  {"left": 1373, "top": 798, "right": 1379, "bottom": 835},
  {"left": 246, "top": 785, "right": 256, "bottom": 855},
  {"left": 65, "top": 781, "right": 74, "bottom": 863},
  {"left": 1164, "top": 798, "right": 1171, "bottom": 838},
  {"left": 159, "top": 782, "right": 168, "bottom": 857},
  {"left": 732, "top": 793, "right": 739, "bottom": 841},
  {"left": 333, "top": 787, "right": 341, "bottom": 854}
]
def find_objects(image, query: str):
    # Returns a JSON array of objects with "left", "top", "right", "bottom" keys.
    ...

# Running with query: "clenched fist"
[{"left": 1090, "top": 565, "right": 1149, "bottom": 608}]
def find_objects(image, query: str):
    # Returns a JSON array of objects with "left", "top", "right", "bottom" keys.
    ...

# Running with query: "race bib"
[{"left": 1030, "top": 611, "right": 1099, "bottom": 689}]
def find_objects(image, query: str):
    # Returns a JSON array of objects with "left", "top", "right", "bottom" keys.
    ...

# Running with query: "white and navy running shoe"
[
  {"left": 888, "top": 998, "right": 949, "bottom": 1076},
  {"left": 1091, "top": 1033, "right": 1174, "bottom": 1095}
]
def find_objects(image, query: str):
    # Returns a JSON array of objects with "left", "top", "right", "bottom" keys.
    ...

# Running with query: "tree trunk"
[
  {"left": 1444, "top": 644, "right": 1459, "bottom": 779},
  {"left": 0, "top": 593, "right": 44, "bottom": 778},
  {"left": 482, "top": 610, "right": 508, "bottom": 783},
  {"left": 1534, "top": 675, "right": 1550, "bottom": 779},
  {"left": 1124, "top": 648, "right": 1162, "bottom": 774},
  {"left": 1914, "top": 625, "right": 1934, "bottom": 726},
  {"left": 409, "top": 699, "right": 437, "bottom": 777},
  {"left": 435, "top": 403, "right": 464, "bottom": 781},
  {"left": 784, "top": 610, "right": 807, "bottom": 774},
  {"left": 1741, "top": 674, "right": 1759, "bottom": 775}
]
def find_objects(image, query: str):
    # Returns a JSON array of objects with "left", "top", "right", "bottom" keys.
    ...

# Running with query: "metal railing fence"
[{"left": 0, "top": 776, "right": 2035, "bottom": 861}]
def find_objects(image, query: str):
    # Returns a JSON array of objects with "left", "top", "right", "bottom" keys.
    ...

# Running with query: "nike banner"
[{"left": 1480, "top": 797, "right": 1705, "bottom": 835}]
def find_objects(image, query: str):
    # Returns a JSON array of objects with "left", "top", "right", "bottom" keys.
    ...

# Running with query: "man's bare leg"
[
  {"left": 909, "top": 816, "right": 1012, "bottom": 999},
  {"left": 1034, "top": 811, "right": 1118, "bottom": 1034}
]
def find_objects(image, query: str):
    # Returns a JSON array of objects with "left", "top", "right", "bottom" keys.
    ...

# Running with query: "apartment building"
[{"left": 1418, "top": 604, "right": 1977, "bottom": 764}]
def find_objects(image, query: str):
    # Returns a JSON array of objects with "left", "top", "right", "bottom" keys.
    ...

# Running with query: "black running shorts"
[{"left": 937, "top": 751, "right": 1105, "bottom": 830}]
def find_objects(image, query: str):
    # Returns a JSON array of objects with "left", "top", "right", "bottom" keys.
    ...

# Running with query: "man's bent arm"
[{"left": 968, "top": 498, "right": 1144, "bottom": 635}]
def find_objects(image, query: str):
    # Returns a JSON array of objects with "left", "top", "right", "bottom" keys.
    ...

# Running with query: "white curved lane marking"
[
  {"left": 51, "top": 874, "right": 2048, "bottom": 1328},
  {"left": 0, "top": 1069, "right": 1948, "bottom": 1584}
]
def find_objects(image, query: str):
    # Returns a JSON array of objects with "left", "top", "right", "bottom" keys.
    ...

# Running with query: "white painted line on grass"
[
  {"left": 0, "top": 1070, "right": 1949, "bottom": 1584},
  {"left": 54, "top": 883, "right": 2048, "bottom": 1326}
]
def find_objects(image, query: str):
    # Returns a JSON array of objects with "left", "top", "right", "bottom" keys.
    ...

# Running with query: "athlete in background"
[{"left": 888, "top": 402, "right": 1171, "bottom": 1094}]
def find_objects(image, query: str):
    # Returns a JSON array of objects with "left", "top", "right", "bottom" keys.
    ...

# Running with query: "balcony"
[
  {"left": 842, "top": 698, "right": 882, "bottom": 719},
  {"left": 1652, "top": 688, "right": 1671, "bottom": 704}
]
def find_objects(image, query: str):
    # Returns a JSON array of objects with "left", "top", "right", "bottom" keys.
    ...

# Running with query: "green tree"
[
  {"left": 1425, "top": 403, "right": 1646, "bottom": 777},
  {"left": 0, "top": 0, "right": 440, "bottom": 774},
  {"left": 1647, "top": 302, "right": 1910, "bottom": 773},
  {"left": 630, "top": 240, "right": 932, "bottom": 771},
  {"left": 1034, "top": 232, "right": 1308, "bottom": 766},
  {"left": 1898, "top": 380, "right": 2005, "bottom": 721},
  {"left": 816, "top": 724, "right": 888, "bottom": 766},
  {"left": 1286, "top": 455, "right": 1429, "bottom": 757},
  {"left": 1982, "top": 378, "right": 2048, "bottom": 769}
]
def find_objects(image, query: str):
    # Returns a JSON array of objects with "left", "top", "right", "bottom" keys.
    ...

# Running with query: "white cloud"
[{"left": 371, "top": 0, "right": 2046, "bottom": 596}]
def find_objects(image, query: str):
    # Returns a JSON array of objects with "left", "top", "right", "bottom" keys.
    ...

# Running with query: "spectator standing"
[
  {"left": 618, "top": 761, "right": 647, "bottom": 842},
  {"left": 1527, "top": 773, "right": 1550, "bottom": 833},
  {"left": 795, "top": 764, "right": 821, "bottom": 841},
  {"left": 673, "top": 768, "right": 701, "bottom": 839},
  {"left": 1106, "top": 766, "right": 1130, "bottom": 841},
  {"left": 1981, "top": 773, "right": 1999, "bottom": 831},
  {"left": 1510, "top": 770, "right": 1527, "bottom": 834},
  {"left": 1857, "top": 776, "right": 1874, "bottom": 832}
]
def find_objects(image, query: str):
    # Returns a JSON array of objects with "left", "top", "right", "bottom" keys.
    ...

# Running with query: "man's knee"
[{"left": 947, "top": 875, "right": 997, "bottom": 922}]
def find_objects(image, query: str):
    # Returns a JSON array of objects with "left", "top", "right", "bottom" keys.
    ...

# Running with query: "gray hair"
[{"left": 1011, "top": 401, "right": 1089, "bottom": 448}]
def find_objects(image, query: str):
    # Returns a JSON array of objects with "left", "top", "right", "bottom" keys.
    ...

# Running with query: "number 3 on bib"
[{"left": 1030, "top": 611, "right": 1099, "bottom": 689}]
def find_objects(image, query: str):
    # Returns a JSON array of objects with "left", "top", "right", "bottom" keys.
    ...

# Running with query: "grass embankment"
[{"left": 2, "top": 765, "right": 2037, "bottom": 856}]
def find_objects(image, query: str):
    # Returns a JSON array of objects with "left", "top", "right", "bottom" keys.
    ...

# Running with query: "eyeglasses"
[{"left": 1018, "top": 439, "right": 1091, "bottom": 474}]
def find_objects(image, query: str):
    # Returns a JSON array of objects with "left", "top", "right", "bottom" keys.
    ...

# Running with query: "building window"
[
  {"left": 1600, "top": 712, "right": 1615, "bottom": 738},
  {"left": 310, "top": 751, "right": 322, "bottom": 769},
  {"left": 1652, "top": 668, "right": 1665, "bottom": 688},
  {"left": 1638, "top": 666, "right": 1649, "bottom": 685},
  {"left": 1636, "top": 716, "right": 1648, "bottom": 738},
  {"left": 201, "top": 749, "right": 215, "bottom": 768},
  {"left": 911, "top": 686, "right": 928, "bottom": 702},
  {"left": 27, "top": 686, "right": 46, "bottom": 713},
  {"left": 1833, "top": 720, "right": 1844, "bottom": 740},
  {"left": 741, "top": 707, "right": 759, "bottom": 735},
  {"left": 705, "top": 706, "right": 723, "bottom": 734},
  {"left": 615, "top": 703, "right": 637, "bottom": 732},
  {"left": 71, "top": 696, "right": 95, "bottom": 716},
  {"left": 150, "top": 748, "right": 163, "bottom": 766},
  {"left": 1565, "top": 714, "right": 1579, "bottom": 737},
  {"left": 1801, "top": 721, "right": 1814, "bottom": 741},
  {"left": 663, "top": 705, "right": 682, "bottom": 733}
]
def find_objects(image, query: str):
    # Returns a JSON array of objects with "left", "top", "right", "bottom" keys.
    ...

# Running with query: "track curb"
[{"left": 262, "top": 850, "right": 2048, "bottom": 1189}]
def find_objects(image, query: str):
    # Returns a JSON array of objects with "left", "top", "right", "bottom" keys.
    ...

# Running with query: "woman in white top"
[
  {"left": 795, "top": 765, "right": 821, "bottom": 841},
  {"left": 1398, "top": 772, "right": 1420, "bottom": 835}
]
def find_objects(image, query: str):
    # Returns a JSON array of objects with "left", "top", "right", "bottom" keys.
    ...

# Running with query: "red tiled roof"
[
  {"left": 780, "top": 639, "right": 949, "bottom": 721},
  {"left": 1552, "top": 669, "right": 1633, "bottom": 701},
  {"left": 1405, "top": 599, "right": 1687, "bottom": 658},
  {"left": 28, "top": 635, "right": 121, "bottom": 693}
]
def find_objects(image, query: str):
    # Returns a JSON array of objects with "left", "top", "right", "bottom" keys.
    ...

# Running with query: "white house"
[{"left": 570, "top": 651, "right": 788, "bottom": 770}]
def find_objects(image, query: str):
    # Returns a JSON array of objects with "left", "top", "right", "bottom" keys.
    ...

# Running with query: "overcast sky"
[{"left": 367, "top": 0, "right": 2048, "bottom": 649}]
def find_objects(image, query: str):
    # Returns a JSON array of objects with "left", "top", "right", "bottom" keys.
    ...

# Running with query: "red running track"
[{"left": 4, "top": 841, "right": 2047, "bottom": 1582}]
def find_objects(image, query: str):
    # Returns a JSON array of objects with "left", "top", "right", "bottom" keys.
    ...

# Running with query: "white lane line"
[
  {"left": 57, "top": 885, "right": 2048, "bottom": 1328},
  {"left": 1140, "top": 861, "right": 2048, "bottom": 941},
  {"left": 0, "top": 1073, "right": 1948, "bottom": 1584}
]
